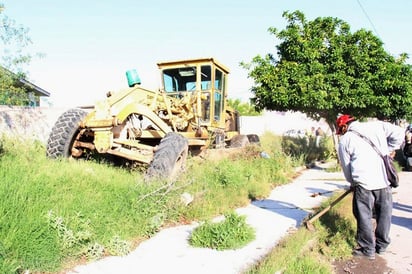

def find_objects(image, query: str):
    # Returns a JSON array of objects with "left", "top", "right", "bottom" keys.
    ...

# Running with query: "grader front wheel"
[{"left": 145, "top": 132, "right": 189, "bottom": 181}]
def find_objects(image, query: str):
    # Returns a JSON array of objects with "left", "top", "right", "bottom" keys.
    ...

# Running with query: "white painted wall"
[
  {"left": 0, "top": 107, "right": 331, "bottom": 145},
  {"left": 240, "top": 111, "right": 331, "bottom": 136}
]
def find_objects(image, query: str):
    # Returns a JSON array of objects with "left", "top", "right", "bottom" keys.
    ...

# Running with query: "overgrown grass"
[
  {"left": 0, "top": 138, "right": 175, "bottom": 272},
  {"left": 282, "top": 134, "right": 335, "bottom": 165},
  {"left": 189, "top": 211, "right": 255, "bottom": 250},
  {"left": 244, "top": 191, "right": 357, "bottom": 274},
  {"left": 0, "top": 132, "right": 306, "bottom": 273}
]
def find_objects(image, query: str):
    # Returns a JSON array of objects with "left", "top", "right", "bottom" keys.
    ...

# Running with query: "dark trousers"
[{"left": 352, "top": 185, "right": 392, "bottom": 255}]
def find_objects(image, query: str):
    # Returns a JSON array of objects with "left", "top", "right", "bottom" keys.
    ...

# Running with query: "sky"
[{"left": 2, "top": 0, "right": 412, "bottom": 108}]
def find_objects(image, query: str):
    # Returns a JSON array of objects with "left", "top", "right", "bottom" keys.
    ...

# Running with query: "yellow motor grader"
[{"left": 46, "top": 58, "right": 257, "bottom": 179}]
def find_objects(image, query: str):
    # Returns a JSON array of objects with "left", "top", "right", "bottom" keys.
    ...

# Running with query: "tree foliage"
[
  {"left": 242, "top": 10, "right": 412, "bottom": 131},
  {"left": 0, "top": 67, "right": 29, "bottom": 105},
  {"left": 227, "top": 98, "right": 262, "bottom": 116},
  {"left": 0, "top": 4, "right": 32, "bottom": 70},
  {"left": 0, "top": 3, "right": 32, "bottom": 105}
]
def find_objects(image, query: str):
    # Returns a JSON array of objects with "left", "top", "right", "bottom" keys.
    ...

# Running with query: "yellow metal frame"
[{"left": 75, "top": 57, "right": 240, "bottom": 162}]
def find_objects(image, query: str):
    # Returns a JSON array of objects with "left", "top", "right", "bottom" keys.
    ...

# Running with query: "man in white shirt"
[{"left": 336, "top": 114, "right": 404, "bottom": 260}]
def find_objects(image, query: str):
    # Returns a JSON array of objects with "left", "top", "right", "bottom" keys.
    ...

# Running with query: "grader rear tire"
[
  {"left": 247, "top": 134, "right": 260, "bottom": 145},
  {"left": 46, "top": 108, "right": 87, "bottom": 158},
  {"left": 230, "top": 134, "right": 250, "bottom": 148},
  {"left": 145, "top": 132, "right": 189, "bottom": 180}
]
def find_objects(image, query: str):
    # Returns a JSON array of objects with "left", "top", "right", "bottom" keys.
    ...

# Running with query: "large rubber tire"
[
  {"left": 145, "top": 132, "right": 189, "bottom": 180},
  {"left": 46, "top": 108, "right": 87, "bottom": 158},
  {"left": 230, "top": 134, "right": 250, "bottom": 148},
  {"left": 247, "top": 134, "right": 260, "bottom": 145}
]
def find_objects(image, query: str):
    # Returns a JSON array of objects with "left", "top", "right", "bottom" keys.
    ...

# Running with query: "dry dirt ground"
[{"left": 333, "top": 256, "right": 394, "bottom": 274}]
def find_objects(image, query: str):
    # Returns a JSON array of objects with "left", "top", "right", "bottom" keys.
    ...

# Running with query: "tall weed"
[{"left": 281, "top": 134, "right": 334, "bottom": 165}]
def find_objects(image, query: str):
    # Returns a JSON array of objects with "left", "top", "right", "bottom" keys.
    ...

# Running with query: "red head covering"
[{"left": 336, "top": 114, "right": 355, "bottom": 134}]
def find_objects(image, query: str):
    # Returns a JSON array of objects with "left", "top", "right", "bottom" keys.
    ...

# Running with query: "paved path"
[
  {"left": 68, "top": 164, "right": 411, "bottom": 274},
  {"left": 385, "top": 171, "right": 412, "bottom": 273}
]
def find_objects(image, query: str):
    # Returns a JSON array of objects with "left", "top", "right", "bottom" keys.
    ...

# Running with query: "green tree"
[
  {"left": 0, "top": 3, "right": 33, "bottom": 105},
  {"left": 227, "top": 98, "right": 262, "bottom": 116},
  {"left": 242, "top": 10, "right": 412, "bottom": 132},
  {"left": 0, "top": 68, "right": 28, "bottom": 105}
]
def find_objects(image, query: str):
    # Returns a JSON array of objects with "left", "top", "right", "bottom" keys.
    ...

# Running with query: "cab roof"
[{"left": 157, "top": 57, "right": 230, "bottom": 74}]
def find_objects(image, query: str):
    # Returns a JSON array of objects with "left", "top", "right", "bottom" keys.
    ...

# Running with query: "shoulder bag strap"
[{"left": 348, "top": 130, "right": 385, "bottom": 158}]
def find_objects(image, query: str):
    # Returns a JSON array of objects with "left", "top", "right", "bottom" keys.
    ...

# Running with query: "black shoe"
[
  {"left": 376, "top": 247, "right": 386, "bottom": 255},
  {"left": 352, "top": 248, "right": 375, "bottom": 260}
]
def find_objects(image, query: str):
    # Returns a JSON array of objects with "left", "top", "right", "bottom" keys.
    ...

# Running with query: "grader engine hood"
[{"left": 80, "top": 79, "right": 201, "bottom": 153}]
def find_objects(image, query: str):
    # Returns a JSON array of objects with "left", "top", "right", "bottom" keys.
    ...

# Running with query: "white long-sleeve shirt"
[{"left": 338, "top": 120, "right": 405, "bottom": 190}]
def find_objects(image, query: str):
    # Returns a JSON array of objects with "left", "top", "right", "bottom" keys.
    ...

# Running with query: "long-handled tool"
[{"left": 304, "top": 188, "right": 352, "bottom": 231}]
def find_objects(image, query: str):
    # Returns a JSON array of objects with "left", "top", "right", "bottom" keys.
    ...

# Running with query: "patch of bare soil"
[{"left": 333, "top": 255, "right": 395, "bottom": 274}]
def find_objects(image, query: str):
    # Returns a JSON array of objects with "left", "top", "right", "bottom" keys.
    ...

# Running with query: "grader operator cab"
[{"left": 46, "top": 58, "right": 256, "bottom": 179}]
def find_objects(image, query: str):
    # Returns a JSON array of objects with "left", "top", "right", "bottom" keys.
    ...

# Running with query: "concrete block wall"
[{"left": 0, "top": 106, "right": 68, "bottom": 144}]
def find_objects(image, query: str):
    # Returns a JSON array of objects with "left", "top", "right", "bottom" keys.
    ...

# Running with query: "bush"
[{"left": 189, "top": 212, "right": 255, "bottom": 250}]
